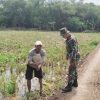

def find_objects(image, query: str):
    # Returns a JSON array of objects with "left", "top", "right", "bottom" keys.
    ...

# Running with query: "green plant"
[{"left": 5, "top": 80, "right": 16, "bottom": 95}]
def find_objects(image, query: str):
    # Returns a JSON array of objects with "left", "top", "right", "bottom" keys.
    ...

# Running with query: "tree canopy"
[{"left": 0, "top": 0, "right": 100, "bottom": 31}]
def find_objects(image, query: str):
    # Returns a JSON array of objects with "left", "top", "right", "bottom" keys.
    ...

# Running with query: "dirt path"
[{"left": 49, "top": 44, "right": 100, "bottom": 100}]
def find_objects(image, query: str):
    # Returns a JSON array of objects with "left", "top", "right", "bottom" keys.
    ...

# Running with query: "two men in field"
[
  {"left": 60, "top": 27, "right": 80, "bottom": 92},
  {"left": 25, "top": 41, "right": 45, "bottom": 95},
  {"left": 25, "top": 27, "right": 80, "bottom": 95}
]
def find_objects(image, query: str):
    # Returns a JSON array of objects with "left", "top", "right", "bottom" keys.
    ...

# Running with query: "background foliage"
[{"left": 0, "top": 0, "right": 100, "bottom": 31}]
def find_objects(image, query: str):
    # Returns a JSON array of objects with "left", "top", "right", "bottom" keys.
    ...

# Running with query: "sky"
[
  {"left": 47, "top": 0, "right": 100, "bottom": 5},
  {"left": 84, "top": 0, "right": 100, "bottom": 5}
]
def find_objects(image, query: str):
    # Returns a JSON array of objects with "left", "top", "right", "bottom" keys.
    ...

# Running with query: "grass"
[
  {"left": 0, "top": 30, "right": 100, "bottom": 98},
  {"left": 75, "top": 33, "right": 100, "bottom": 57}
]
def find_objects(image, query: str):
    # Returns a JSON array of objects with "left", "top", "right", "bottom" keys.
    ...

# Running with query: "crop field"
[{"left": 0, "top": 30, "right": 100, "bottom": 99}]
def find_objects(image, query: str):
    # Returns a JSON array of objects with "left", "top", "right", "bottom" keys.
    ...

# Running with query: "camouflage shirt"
[{"left": 65, "top": 37, "right": 78, "bottom": 59}]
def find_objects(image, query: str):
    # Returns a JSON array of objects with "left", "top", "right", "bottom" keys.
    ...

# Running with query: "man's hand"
[
  {"left": 29, "top": 61, "right": 42, "bottom": 70},
  {"left": 66, "top": 55, "right": 69, "bottom": 60},
  {"left": 36, "top": 64, "right": 42, "bottom": 71},
  {"left": 28, "top": 61, "right": 38, "bottom": 68}
]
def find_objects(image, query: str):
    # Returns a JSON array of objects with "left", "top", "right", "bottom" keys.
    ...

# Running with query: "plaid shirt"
[{"left": 28, "top": 48, "right": 46, "bottom": 63}]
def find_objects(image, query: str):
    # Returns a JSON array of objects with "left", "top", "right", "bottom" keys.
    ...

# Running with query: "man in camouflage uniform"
[{"left": 60, "top": 27, "right": 80, "bottom": 92}]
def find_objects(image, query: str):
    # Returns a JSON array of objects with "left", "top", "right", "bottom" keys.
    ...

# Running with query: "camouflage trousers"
[{"left": 68, "top": 59, "right": 78, "bottom": 85}]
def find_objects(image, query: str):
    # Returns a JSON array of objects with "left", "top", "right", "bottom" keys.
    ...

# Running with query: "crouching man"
[{"left": 25, "top": 41, "right": 46, "bottom": 95}]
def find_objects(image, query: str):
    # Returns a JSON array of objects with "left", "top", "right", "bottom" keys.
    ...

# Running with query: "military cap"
[{"left": 59, "top": 27, "right": 70, "bottom": 36}]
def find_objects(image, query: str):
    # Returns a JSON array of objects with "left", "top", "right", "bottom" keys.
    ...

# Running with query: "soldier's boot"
[
  {"left": 73, "top": 79, "right": 78, "bottom": 87},
  {"left": 62, "top": 83, "right": 72, "bottom": 92}
]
